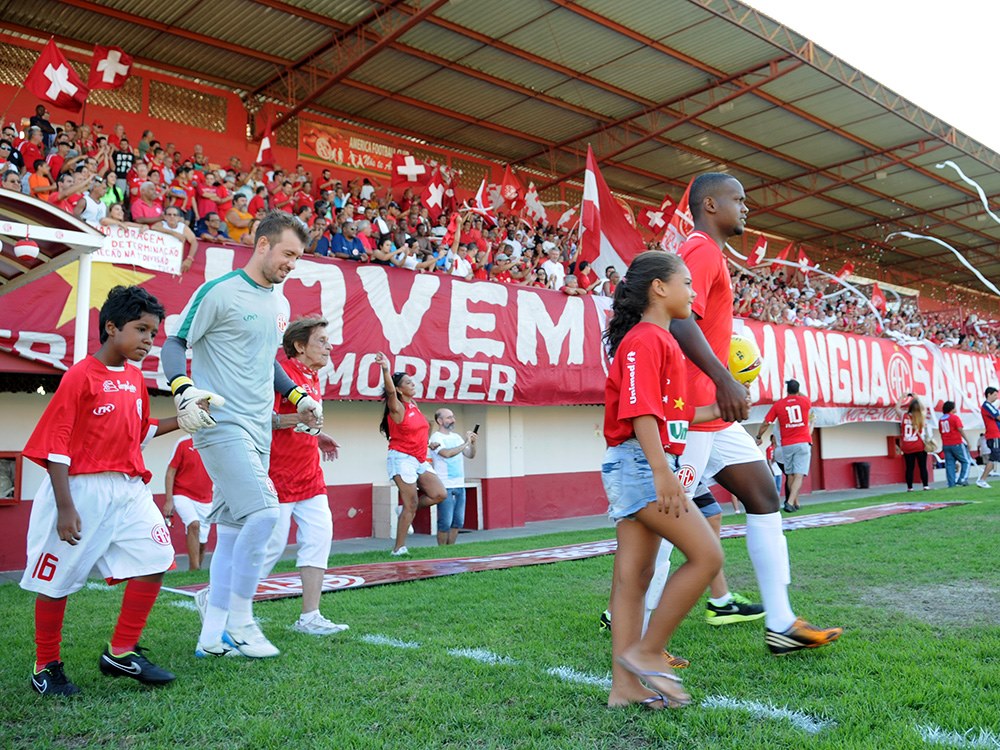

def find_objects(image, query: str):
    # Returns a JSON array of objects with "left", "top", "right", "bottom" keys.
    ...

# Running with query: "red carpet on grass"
[{"left": 162, "top": 501, "right": 967, "bottom": 602}]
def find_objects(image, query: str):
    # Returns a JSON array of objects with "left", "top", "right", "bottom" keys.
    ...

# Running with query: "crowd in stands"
[
  {"left": 731, "top": 268, "right": 1000, "bottom": 354},
  {"left": 1, "top": 105, "right": 996, "bottom": 352}
]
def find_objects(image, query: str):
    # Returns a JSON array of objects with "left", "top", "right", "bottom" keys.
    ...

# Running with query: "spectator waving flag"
[
  {"left": 89, "top": 45, "right": 132, "bottom": 90},
  {"left": 422, "top": 166, "right": 447, "bottom": 221},
  {"left": 835, "top": 261, "right": 855, "bottom": 280},
  {"left": 660, "top": 179, "right": 694, "bottom": 254},
  {"left": 467, "top": 179, "right": 497, "bottom": 227},
  {"left": 871, "top": 282, "right": 888, "bottom": 313},
  {"left": 499, "top": 165, "right": 525, "bottom": 213},
  {"left": 639, "top": 194, "right": 676, "bottom": 235},
  {"left": 580, "top": 145, "right": 646, "bottom": 275},
  {"left": 523, "top": 182, "right": 546, "bottom": 225},
  {"left": 25, "top": 40, "right": 89, "bottom": 111},
  {"left": 770, "top": 242, "right": 793, "bottom": 273},
  {"left": 391, "top": 152, "right": 431, "bottom": 200},
  {"left": 797, "top": 247, "right": 817, "bottom": 276},
  {"left": 748, "top": 235, "right": 768, "bottom": 267}
]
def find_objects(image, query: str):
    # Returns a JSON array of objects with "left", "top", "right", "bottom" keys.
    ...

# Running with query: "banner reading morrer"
[{"left": 0, "top": 245, "right": 996, "bottom": 422}]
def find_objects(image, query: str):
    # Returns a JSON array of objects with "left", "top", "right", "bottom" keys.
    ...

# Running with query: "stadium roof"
[{"left": 6, "top": 0, "right": 1000, "bottom": 303}]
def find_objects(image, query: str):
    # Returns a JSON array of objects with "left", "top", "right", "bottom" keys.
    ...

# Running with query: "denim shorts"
[
  {"left": 386, "top": 449, "right": 435, "bottom": 485},
  {"left": 602, "top": 440, "right": 680, "bottom": 523}
]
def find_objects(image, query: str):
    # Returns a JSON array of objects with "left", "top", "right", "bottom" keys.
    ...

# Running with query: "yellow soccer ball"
[{"left": 729, "top": 333, "right": 762, "bottom": 385}]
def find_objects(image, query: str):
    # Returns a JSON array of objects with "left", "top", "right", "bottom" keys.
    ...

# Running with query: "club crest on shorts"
[
  {"left": 266, "top": 477, "right": 278, "bottom": 496},
  {"left": 151, "top": 524, "right": 171, "bottom": 545},
  {"left": 676, "top": 464, "right": 697, "bottom": 490}
]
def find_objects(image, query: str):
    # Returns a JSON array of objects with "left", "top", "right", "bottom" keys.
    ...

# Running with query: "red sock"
[
  {"left": 35, "top": 597, "right": 67, "bottom": 672},
  {"left": 110, "top": 579, "right": 161, "bottom": 654}
]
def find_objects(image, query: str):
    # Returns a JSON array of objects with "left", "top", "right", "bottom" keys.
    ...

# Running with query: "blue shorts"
[
  {"left": 602, "top": 440, "right": 681, "bottom": 522},
  {"left": 437, "top": 488, "right": 466, "bottom": 532}
]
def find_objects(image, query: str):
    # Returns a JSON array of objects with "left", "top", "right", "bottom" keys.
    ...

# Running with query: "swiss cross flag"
[
  {"left": 499, "top": 165, "right": 525, "bottom": 213},
  {"left": 88, "top": 45, "right": 132, "bottom": 90},
  {"left": 422, "top": 166, "right": 447, "bottom": 221},
  {"left": 639, "top": 194, "right": 676, "bottom": 234},
  {"left": 835, "top": 261, "right": 855, "bottom": 280},
  {"left": 748, "top": 235, "right": 768, "bottom": 267},
  {"left": 660, "top": 180, "right": 694, "bottom": 254},
  {"left": 871, "top": 282, "right": 887, "bottom": 313},
  {"left": 391, "top": 153, "right": 431, "bottom": 200},
  {"left": 24, "top": 40, "right": 88, "bottom": 111},
  {"left": 797, "top": 247, "right": 817, "bottom": 275},
  {"left": 523, "top": 182, "right": 546, "bottom": 225},
  {"left": 770, "top": 242, "right": 793, "bottom": 273}
]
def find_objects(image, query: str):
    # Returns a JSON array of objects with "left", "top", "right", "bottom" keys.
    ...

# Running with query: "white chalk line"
[
  {"left": 168, "top": 599, "right": 198, "bottom": 612},
  {"left": 917, "top": 725, "right": 1000, "bottom": 749},
  {"left": 447, "top": 647, "right": 518, "bottom": 665},
  {"left": 85, "top": 582, "right": 112, "bottom": 591},
  {"left": 546, "top": 665, "right": 612, "bottom": 690},
  {"left": 701, "top": 695, "right": 835, "bottom": 734},
  {"left": 359, "top": 633, "right": 421, "bottom": 649}
]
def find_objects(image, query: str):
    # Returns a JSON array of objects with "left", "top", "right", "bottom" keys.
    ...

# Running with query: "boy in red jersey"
[{"left": 21, "top": 286, "right": 179, "bottom": 696}]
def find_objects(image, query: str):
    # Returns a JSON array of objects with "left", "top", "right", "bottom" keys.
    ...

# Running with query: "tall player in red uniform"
[
  {"left": 21, "top": 286, "right": 179, "bottom": 695},
  {"left": 669, "top": 173, "right": 842, "bottom": 655}
]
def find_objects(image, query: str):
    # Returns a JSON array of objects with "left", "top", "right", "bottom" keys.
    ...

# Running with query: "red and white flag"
[
  {"left": 390, "top": 153, "right": 431, "bottom": 200},
  {"left": 467, "top": 179, "right": 497, "bottom": 227},
  {"left": 835, "top": 261, "right": 855, "bottom": 280},
  {"left": 421, "top": 166, "right": 447, "bottom": 221},
  {"left": 797, "top": 247, "right": 817, "bottom": 275},
  {"left": 770, "top": 242, "right": 793, "bottom": 273},
  {"left": 25, "top": 40, "right": 88, "bottom": 111},
  {"left": 748, "top": 235, "right": 768, "bottom": 267},
  {"left": 555, "top": 205, "right": 576, "bottom": 229},
  {"left": 255, "top": 119, "right": 275, "bottom": 167},
  {"left": 499, "top": 165, "right": 525, "bottom": 213},
  {"left": 660, "top": 180, "right": 695, "bottom": 254},
  {"left": 580, "top": 146, "right": 646, "bottom": 275},
  {"left": 523, "top": 182, "right": 546, "bottom": 225},
  {"left": 639, "top": 194, "right": 676, "bottom": 235},
  {"left": 871, "top": 282, "right": 887, "bottom": 313},
  {"left": 89, "top": 45, "right": 132, "bottom": 91}
]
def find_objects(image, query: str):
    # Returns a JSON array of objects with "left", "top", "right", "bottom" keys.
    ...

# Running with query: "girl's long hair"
[
  {"left": 603, "top": 251, "right": 685, "bottom": 358},
  {"left": 907, "top": 397, "right": 925, "bottom": 432},
  {"left": 379, "top": 372, "right": 409, "bottom": 440}
]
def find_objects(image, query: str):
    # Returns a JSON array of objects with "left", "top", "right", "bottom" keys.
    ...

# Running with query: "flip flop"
[
  {"left": 616, "top": 656, "right": 692, "bottom": 708},
  {"left": 609, "top": 693, "right": 670, "bottom": 711}
]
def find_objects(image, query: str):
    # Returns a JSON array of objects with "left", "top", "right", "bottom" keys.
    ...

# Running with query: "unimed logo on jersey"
[
  {"left": 93, "top": 403, "right": 116, "bottom": 416},
  {"left": 626, "top": 350, "right": 637, "bottom": 405},
  {"left": 676, "top": 464, "right": 697, "bottom": 490},
  {"left": 150, "top": 524, "right": 171, "bottom": 545}
]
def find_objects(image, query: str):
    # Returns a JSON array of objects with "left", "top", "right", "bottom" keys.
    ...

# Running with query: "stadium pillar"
[{"left": 73, "top": 253, "right": 93, "bottom": 364}]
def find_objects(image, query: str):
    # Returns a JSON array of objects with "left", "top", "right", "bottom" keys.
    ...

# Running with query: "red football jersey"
[
  {"left": 269, "top": 358, "right": 327, "bottom": 503},
  {"left": 764, "top": 394, "right": 812, "bottom": 446},
  {"left": 939, "top": 413, "right": 964, "bottom": 446},
  {"left": 679, "top": 231, "right": 733, "bottom": 432},
  {"left": 604, "top": 322, "right": 694, "bottom": 455},
  {"left": 899, "top": 414, "right": 926, "bottom": 454},
  {"left": 388, "top": 401, "right": 430, "bottom": 462},
  {"left": 981, "top": 402, "right": 1000, "bottom": 439},
  {"left": 167, "top": 435, "right": 212, "bottom": 502},
  {"left": 23, "top": 357, "right": 157, "bottom": 483}
]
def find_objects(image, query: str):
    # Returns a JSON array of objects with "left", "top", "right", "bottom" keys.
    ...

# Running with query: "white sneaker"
[
  {"left": 976, "top": 479, "right": 991, "bottom": 488},
  {"left": 223, "top": 622, "right": 280, "bottom": 658},
  {"left": 194, "top": 587, "right": 209, "bottom": 623},
  {"left": 390, "top": 546, "right": 409, "bottom": 557},
  {"left": 293, "top": 613, "right": 350, "bottom": 636},
  {"left": 194, "top": 640, "right": 242, "bottom": 658}
]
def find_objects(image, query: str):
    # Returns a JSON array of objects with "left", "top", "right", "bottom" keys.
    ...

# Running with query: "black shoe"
[
  {"left": 99, "top": 645, "right": 175, "bottom": 686},
  {"left": 782, "top": 502, "right": 794, "bottom": 513},
  {"left": 706, "top": 592, "right": 765, "bottom": 626},
  {"left": 31, "top": 661, "right": 80, "bottom": 696},
  {"left": 599, "top": 610, "right": 611, "bottom": 631}
]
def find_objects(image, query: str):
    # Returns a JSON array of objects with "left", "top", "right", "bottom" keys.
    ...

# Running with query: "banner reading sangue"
[{"left": 0, "top": 245, "right": 996, "bottom": 422}]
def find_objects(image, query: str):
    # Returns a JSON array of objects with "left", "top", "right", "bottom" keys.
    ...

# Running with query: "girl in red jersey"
[
  {"left": 602, "top": 252, "right": 723, "bottom": 710},
  {"left": 893, "top": 393, "right": 934, "bottom": 491},
  {"left": 376, "top": 353, "right": 446, "bottom": 556}
]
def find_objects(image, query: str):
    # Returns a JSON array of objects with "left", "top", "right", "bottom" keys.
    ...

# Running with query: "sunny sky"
[{"left": 746, "top": 0, "right": 1000, "bottom": 153}]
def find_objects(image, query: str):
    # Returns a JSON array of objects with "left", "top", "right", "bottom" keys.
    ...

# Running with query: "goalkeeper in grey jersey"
[{"left": 161, "top": 211, "right": 322, "bottom": 659}]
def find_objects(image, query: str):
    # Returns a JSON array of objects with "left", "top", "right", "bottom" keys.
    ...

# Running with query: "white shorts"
[
  {"left": 172, "top": 494, "right": 212, "bottom": 544},
  {"left": 677, "top": 422, "right": 766, "bottom": 495},
  {"left": 21, "top": 473, "right": 175, "bottom": 598},
  {"left": 261, "top": 495, "right": 333, "bottom": 575},
  {"left": 387, "top": 449, "right": 436, "bottom": 485}
]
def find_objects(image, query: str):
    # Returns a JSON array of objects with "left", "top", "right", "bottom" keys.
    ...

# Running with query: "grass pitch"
[{"left": 1, "top": 489, "right": 998, "bottom": 749}]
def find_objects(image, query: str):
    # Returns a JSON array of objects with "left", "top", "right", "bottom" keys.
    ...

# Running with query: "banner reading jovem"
[{"left": 0, "top": 244, "right": 996, "bottom": 423}]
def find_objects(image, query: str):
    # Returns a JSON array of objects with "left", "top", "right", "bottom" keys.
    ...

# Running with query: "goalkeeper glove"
[
  {"left": 287, "top": 386, "right": 323, "bottom": 426},
  {"left": 171, "top": 376, "right": 226, "bottom": 434}
]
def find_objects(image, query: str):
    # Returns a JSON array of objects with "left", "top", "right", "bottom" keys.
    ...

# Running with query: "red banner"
[{"left": 1, "top": 248, "right": 996, "bottom": 416}]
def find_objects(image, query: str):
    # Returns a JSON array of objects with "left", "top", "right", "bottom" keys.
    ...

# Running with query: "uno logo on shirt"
[
  {"left": 93, "top": 403, "right": 116, "bottom": 416},
  {"left": 676, "top": 464, "right": 697, "bottom": 490},
  {"left": 276, "top": 314, "right": 289, "bottom": 333},
  {"left": 150, "top": 524, "right": 171, "bottom": 546}
]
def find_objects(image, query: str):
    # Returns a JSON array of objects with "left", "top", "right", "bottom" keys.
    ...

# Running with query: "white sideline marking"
[
  {"left": 546, "top": 666, "right": 612, "bottom": 690},
  {"left": 917, "top": 725, "right": 1000, "bottom": 749},
  {"left": 168, "top": 600, "right": 198, "bottom": 612},
  {"left": 85, "top": 582, "right": 112, "bottom": 591},
  {"left": 447, "top": 647, "right": 518, "bottom": 665},
  {"left": 360, "top": 634, "right": 421, "bottom": 649},
  {"left": 701, "top": 695, "right": 835, "bottom": 734}
]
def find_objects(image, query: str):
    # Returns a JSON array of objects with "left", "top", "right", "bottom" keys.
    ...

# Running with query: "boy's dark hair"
[
  {"left": 603, "top": 251, "right": 686, "bottom": 358},
  {"left": 689, "top": 172, "right": 738, "bottom": 222},
  {"left": 99, "top": 286, "right": 165, "bottom": 343},
  {"left": 986, "top": 387, "right": 997, "bottom": 398},
  {"left": 942, "top": 400, "right": 956, "bottom": 414}
]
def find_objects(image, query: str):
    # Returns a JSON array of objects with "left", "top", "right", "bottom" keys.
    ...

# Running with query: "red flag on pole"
[
  {"left": 581, "top": 145, "right": 646, "bottom": 274},
  {"left": 835, "top": 261, "right": 855, "bottom": 280},
  {"left": 255, "top": 116, "right": 274, "bottom": 167},
  {"left": 639, "top": 194, "right": 676, "bottom": 234},
  {"left": 499, "top": 165, "right": 525, "bottom": 213},
  {"left": 660, "top": 180, "right": 694, "bottom": 254},
  {"left": 468, "top": 179, "right": 497, "bottom": 227},
  {"left": 871, "top": 282, "right": 887, "bottom": 313},
  {"left": 391, "top": 153, "right": 431, "bottom": 200},
  {"left": 523, "top": 182, "right": 546, "bottom": 226},
  {"left": 748, "top": 236, "right": 768, "bottom": 267},
  {"left": 421, "top": 166, "right": 447, "bottom": 221},
  {"left": 25, "top": 40, "right": 89, "bottom": 111},
  {"left": 770, "top": 242, "right": 793, "bottom": 273},
  {"left": 88, "top": 45, "right": 132, "bottom": 91}
]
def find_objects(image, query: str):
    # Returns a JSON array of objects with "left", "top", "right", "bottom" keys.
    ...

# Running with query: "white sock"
[
  {"left": 227, "top": 507, "right": 280, "bottom": 629},
  {"left": 708, "top": 592, "right": 732, "bottom": 607},
  {"left": 200, "top": 525, "right": 236, "bottom": 645},
  {"left": 642, "top": 540, "right": 674, "bottom": 634},
  {"left": 745, "top": 513, "right": 796, "bottom": 632}
]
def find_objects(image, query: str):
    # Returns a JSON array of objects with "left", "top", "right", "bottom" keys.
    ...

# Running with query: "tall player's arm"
[
  {"left": 670, "top": 314, "right": 749, "bottom": 422},
  {"left": 273, "top": 360, "right": 323, "bottom": 428}
]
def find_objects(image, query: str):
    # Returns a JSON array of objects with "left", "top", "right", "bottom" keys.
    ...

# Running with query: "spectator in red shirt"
[
  {"left": 18, "top": 127, "right": 45, "bottom": 175},
  {"left": 939, "top": 400, "right": 972, "bottom": 487},
  {"left": 166, "top": 167, "right": 197, "bottom": 223},
  {"left": 893, "top": 394, "right": 933, "bottom": 491},
  {"left": 756, "top": 379, "right": 814, "bottom": 512},
  {"left": 130, "top": 182, "right": 164, "bottom": 226},
  {"left": 49, "top": 171, "right": 86, "bottom": 214},
  {"left": 294, "top": 181, "right": 315, "bottom": 213},
  {"left": 195, "top": 171, "right": 223, "bottom": 218},
  {"left": 248, "top": 185, "right": 268, "bottom": 217},
  {"left": 272, "top": 180, "right": 294, "bottom": 213}
]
